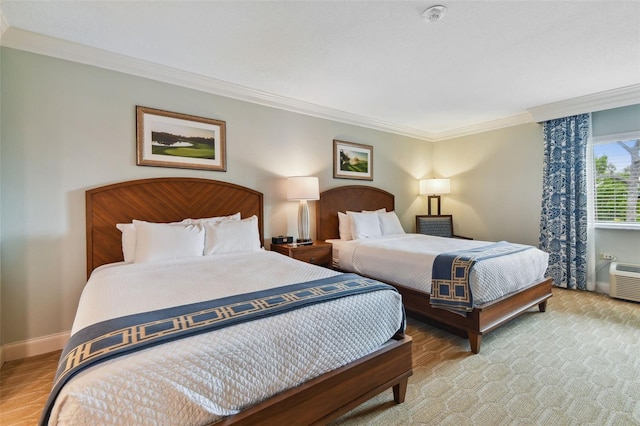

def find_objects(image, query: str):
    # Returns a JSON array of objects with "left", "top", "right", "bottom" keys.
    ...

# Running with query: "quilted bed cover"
[
  {"left": 329, "top": 234, "right": 549, "bottom": 305},
  {"left": 46, "top": 251, "right": 404, "bottom": 425}
]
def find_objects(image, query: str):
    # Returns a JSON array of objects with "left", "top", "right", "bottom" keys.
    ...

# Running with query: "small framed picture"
[
  {"left": 333, "top": 139, "right": 373, "bottom": 180},
  {"left": 136, "top": 106, "right": 226, "bottom": 171}
]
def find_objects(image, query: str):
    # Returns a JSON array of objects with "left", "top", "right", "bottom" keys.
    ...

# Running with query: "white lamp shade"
[
  {"left": 419, "top": 178, "right": 450, "bottom": 195},
  {"left": 287, "top": 176, "right": 320, "bottom": 200}
]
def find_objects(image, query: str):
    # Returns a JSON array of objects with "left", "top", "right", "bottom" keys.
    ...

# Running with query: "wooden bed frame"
[
  {"left": 85, "top": 177, "right": 412, "bottom": 425},
  {"left": 316, "top": 185, "right": 553, "bottom": 354}
]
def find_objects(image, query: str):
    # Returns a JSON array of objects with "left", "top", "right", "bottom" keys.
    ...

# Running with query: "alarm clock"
[{"left": 271, "top": 235, "right": 294, "bottom": 244}]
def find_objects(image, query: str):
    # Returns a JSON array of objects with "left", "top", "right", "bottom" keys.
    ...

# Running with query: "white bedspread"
[
  {"left": 48, "top": 251, "right": 404, "bottom": 425},
  {"left": 329, "top": 234, "right": 549, "bottom": 304}
]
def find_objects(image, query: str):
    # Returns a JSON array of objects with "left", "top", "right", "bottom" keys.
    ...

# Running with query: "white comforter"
[
  {"left": 329, "top": 234, "right": 549, "bottom": 305},
  {"left": 48, "top": 251, "right": 404, "bottom": 425}
]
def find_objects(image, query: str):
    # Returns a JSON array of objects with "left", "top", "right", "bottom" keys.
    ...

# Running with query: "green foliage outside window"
[{"left": 593, "top": 140, "right": 640, "bottom": 223}]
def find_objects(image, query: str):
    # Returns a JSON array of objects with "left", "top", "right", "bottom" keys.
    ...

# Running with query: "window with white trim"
[{"left": 591, "top": 132, "right": 640, "bottom": 227}]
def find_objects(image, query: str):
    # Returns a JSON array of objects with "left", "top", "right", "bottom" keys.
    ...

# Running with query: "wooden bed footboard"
[
  {"left": 395, "top": 278, "right": 553, "bottom": 354},
  {"left": 218, "top": 335, "right": 413, "bottom": 425}
]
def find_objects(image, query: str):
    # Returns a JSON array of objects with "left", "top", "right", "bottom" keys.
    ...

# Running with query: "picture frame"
[
  {"left": 333, "top": 139, "right": 373, "bottom": 180},
  {"left": 136, "top": 106, "right": 226, "bottom": 171}
]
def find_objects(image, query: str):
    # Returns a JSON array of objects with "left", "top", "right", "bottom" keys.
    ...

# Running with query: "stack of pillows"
[
  {"left": 116, "top": 213, "right": 261, "bottom": 263},
  {"left": 338, "top": 209, "right": 405, "bottom": 241}
]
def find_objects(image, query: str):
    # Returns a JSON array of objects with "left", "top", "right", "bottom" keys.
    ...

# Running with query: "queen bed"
[
  {"left": 41, "top": 177, "right": 412, "bottom": 425},
  {"left": 316, "top": 185, "right": 553, "bottom": 354}
]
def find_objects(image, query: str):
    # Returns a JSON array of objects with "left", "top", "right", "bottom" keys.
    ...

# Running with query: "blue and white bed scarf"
[
  {"left": 431, "top": 241, "right": 533, "bottom": 315},
  {"left": 40, "top": 273, "right": 402, "bottom": 426}
]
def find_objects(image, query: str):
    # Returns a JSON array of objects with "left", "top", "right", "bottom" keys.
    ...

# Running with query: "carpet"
[
  {"left": 331, "top": 288, "right": 640, "bottom": 425},
  {"left": 1, "top": 288, "right": 638, "bottom": 425}
]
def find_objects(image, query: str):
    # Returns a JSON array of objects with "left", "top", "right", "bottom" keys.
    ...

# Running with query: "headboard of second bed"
[
  {"left": 85, "top": 177, "right": 264, "bottom": 278},
  {"left": 316, "top": 185, "right": 395, "bottom": 241}
]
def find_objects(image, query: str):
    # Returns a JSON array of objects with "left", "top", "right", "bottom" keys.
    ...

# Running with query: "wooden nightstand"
[{"left": 270, "top": 241, "right": 332, "bottom": 267}]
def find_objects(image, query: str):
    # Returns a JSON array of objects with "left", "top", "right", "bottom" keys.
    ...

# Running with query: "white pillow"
[
  {"left": 132, "top": 220, "right": 205, "bottom": 263},
  {"left": 190, "top": 212, "right": 241, "bottom": 225},
  {"left": 203, "top": 215, "right": 262, "bottom": 255},
  {"left": 347, "top": 211, "right": 382, "bottom": 240},
  {"left": 116, "top": 219, "right": 191, "bottom": 263},
  {"left": 115, "top": 223, "right": 137, "bottom": 263},
  {"left": 378, "top": 211, "right": 405, "bottom": 235},
  {"left": 338, "top": 209, "right": 386, "bottom": 241},
  {"left": 338, "top": 211, "right": 353, "bottom": 241}
]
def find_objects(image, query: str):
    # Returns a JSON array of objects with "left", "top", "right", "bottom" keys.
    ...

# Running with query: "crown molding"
[
  {"left": 528, "top": 84, "right": 640, "bottom": 123},
  {"left": 1, "top": 27, "right": 438, "bottom": 142},
  {"left": 2, "top": 27, "right": 637, "bottom": 142},
  {"left": 431, "top": 112, "right": 534, "bottom": 141}
]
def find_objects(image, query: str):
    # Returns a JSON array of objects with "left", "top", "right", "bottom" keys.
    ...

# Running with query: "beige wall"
[
  {"left": 0, "top": 47, "right": 431, "bottom": 345},
  {"left": 2, "top": 46, "right": 637, "bottom": 352},
  {"left": 432, "top": 123, "right": 545, "bottom": 247}
]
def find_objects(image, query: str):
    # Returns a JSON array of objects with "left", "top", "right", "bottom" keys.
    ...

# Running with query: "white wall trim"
[
  {"left": 433, "top": 112, "right": 534, "bottom": 141},
  {"left": 0, "top": 27, "right": 439, "bottom": 142},
  {"left": 1, "top": 27, "right": 638, "bottom": 142},
  {"left": 2, "top": 331, "right": 69, "bottom": 362},
  {"left": 592, "top": 130, "right": 640, "bottom": 144},
  {"left": 528, "top": 85, "right": 640, "bottom": 123},
  {"left": 595, "top": 280, "right": 610, "bottom": 295}
]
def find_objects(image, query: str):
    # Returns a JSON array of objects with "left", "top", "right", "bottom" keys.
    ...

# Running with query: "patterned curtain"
[{"left": 539, "top": 114, "right": 590, "bottom": 290}]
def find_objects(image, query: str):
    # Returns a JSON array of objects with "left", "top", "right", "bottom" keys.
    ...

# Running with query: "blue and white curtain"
[{"left": 539, "top": 114, "right": 590, "bottom": 289}]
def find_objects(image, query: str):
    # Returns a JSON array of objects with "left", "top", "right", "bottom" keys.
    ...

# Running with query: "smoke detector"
[{"left": 422, "top": 5, "right": 447, "bottom": 23}]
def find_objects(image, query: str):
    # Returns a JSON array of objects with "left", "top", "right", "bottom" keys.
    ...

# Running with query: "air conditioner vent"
[
  {"left": 609, "top": 262, "right": 640, "bottom": 303},
  {"left": 616, "top": 264, "right": 640, "bottom": 274}
]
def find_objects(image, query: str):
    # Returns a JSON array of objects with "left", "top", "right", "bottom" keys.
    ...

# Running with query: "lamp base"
[
  {"left": 427, "top": 195, "right": 442, "bottom": 216},
  {"left": 296, "top": 239, "right": 313, "bottom": 245}
]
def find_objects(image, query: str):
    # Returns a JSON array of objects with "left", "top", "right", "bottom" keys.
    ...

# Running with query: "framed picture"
[
  {"left": 136, "top": 106, "right": 226, "bottom": 171},
  {"left": 333, "top": 140, "right": 373, "bottom": 180}
]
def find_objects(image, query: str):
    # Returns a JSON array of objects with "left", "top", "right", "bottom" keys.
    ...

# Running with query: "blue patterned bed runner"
[
  {"left": 431, "top": 241, "right": 533, "bottom": 315},
  {"left": 40, "top": 273, "right": 400, "bottom": 425}
]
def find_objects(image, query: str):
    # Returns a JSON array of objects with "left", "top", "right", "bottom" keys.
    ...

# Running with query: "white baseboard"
[
  {"left": 595, "top": 281, "right": 610, "bottom": 295},
  {"left": 2, "top": 331, "right": 70, "bottom": 362}
]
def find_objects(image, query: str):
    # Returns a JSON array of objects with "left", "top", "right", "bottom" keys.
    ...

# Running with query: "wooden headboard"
[
  {"left": 86, "top": 177, "right": 264, "bottom": 277},
  {"left": 316, "top": 185, "right": 395, "bottom": 241}
]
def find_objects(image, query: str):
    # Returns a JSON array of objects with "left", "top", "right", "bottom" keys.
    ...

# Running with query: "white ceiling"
[{"left": 1, "top": 1, "right": 639, "bottom": 141}]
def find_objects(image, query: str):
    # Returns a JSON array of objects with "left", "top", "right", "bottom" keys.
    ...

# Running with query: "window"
[{"left": 591, "top": 132, "right": 640, "bottom": 227}]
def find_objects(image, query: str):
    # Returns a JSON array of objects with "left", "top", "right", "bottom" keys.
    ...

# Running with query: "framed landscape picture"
[
  {"left": 136, "top": 106, "right": 226, "bottom": 171},
  {"left": 333, "top": 139, "right": 373, "bottom": 180}
]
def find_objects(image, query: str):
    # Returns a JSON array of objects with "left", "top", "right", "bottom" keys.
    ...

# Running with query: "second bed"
[{"left": 317, "top": 185, "right": 553, "bottom": 354}]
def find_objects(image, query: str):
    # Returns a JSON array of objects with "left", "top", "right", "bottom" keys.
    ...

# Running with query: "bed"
[
  {"left": 316, "top": 185, "right": 553, "bottom": 354},
  {"left": 41, "top": 177, "right": 412, "bottom": 425}
]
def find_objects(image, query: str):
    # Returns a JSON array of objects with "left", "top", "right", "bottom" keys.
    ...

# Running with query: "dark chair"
[{"left": 415, "top": 215, "right": 472, "bottom": 239}]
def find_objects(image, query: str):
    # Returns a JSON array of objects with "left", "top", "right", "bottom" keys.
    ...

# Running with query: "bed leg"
[
  {"left": 392, "top": 377, "right": 408, "bottom": 404},
  {"left": 468, "top": 332, "right": 482, "bottom": 354},
  {"left": 539, "top": 300, "right": 548, "bottom": 312}
]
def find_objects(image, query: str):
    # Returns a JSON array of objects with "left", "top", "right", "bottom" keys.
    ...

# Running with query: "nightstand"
[{"left": 270, "top": 241, "right": 332, "bottom": 267}]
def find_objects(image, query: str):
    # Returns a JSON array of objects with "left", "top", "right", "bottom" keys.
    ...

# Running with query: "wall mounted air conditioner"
[{"left": 609, "top": 262, "right": 640, "bottom": 303}]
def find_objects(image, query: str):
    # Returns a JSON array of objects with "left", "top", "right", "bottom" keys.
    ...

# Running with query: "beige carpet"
[
  {"left": 1, "top": 288, "right": 638, "bottom": 425},
  {"left": 331, "top": 288, "right": 640, "bottom": 425}
]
